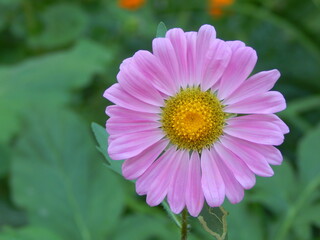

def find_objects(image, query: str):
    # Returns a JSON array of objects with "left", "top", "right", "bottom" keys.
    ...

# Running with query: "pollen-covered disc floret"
[{"left": 161, "top": 88, "right": 226, "bottom": 151}]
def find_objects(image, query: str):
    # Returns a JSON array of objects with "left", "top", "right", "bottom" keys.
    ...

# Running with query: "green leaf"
[
  {"left": 298, "top": 123, "right": 320, "bottom": 184},
  {"left": 11, "top": 110, "right": 124, "bottom": 240},
  {"left": 274, "top": 123, "right": 320, "bottom": 240},
  {"left": 91, "top": 122, "right": 123, "bottom": 176},
  {"left": 224, "top": 202, "right": 264, "bottom": 240},
  {"left": 111, "top": 214, "right": 179, "bottom": 240},
  {"left": 198, "top": 205, "right": 228, "bottom": 240},
  {"left": 29, "top": 3, "right": 88, "bottom": 49},
  {"left": 0, "top": 40, "right": 111, "bottom": 143},
  {"left": 156, "top": 22, "right": 167, "bottom": 38},
  {"left": 0, "top": 197, "right": 27, "bottom": 227},
  {"left": 292, "top": 203, "right": 320, "bottom": 240},
  {"left": 0, "top": 0, "right": 20, "bottom": 31},
  {"left": 0, "top": 144, "right": 10, "bottom": 178},
  {"left": 0, "top": 226, "right": 63, "bottom": 240},
  {"left": 248, "top": 161, "right": 296, "bottom": 213}
]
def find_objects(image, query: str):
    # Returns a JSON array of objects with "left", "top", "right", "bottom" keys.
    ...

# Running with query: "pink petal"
[
  {"left": 167, "top": 150, "right": 189, "bottom": 214},
  {"left": 226, "top": 40, "right": 245, "bottom": 51},
  {"left": 215, "top": 152, "right": 244, "bottom": 204},
  {"left": 224, "top": 91, "right": 286, "bottom": 114},
  {"left": 136, "top": 147, "right": 177, "bottom": 196},
  {"left": 227, "top": 114, "right": 289, "bottom": 134},
  {"left": 133, "top": 50, "right": 177, "bottom": 96},
  {"left": 166, "top": 28, "right": 188, "bottom": 88},
  {"left": 214, "top": 141, "right": 256, "bottom": 189},
  {"left": 247, "top": 144, "right": 283, "bottom": 165},
  {"left": 117, "top": 60, "right": 164, "bottom": 106},
  {"left": 146, "top": 149, "right": 183, "bottom": 206},
  {"left": 119, "top": 57, "right": 132, "bottom": 70},
  {"left": 185, "top": 151, "right": 204, "bottom": 217},
  {"left": 146, "top": 156, "right": 181, "bottom": 206},
  {"left": 269, "top": 115, "right": 289, "bottom": 134},
  {"left": 201, "top": 39, "right": 232, "bottom": 91},
  {"left": 108, "top": 129, "right": 164, "bottom": 160},
  {"left": 104, "top": 84, "right": 161, "bottom": 113},
  {"left": 224, "top": 69, "right": 281, "bottom": 105},
  {"left": 106, "top": 105, "right": 159, "bottom": 121},
  {"left": 224, "top": 115, "right": 284, "bottom": 145},
  {"left": 220, "top": 135, "right": 274, "bottom": 177},
  {"left": 122, "top": 139, "right": 169, "bottom": 180},
  {"left": 185, "top": 31, "right": 197, "bottom": 87},
  {"left": 218, "top": 46, "right": 257, "bottom": 100},
  {"left": 201, "top": 148, "right": 225, "bottom": 207},
  {"left": 107, "top": 118, "right": 160, "bottom": 135},
  {"left": 196, "top": 25, "right": 217, "bottom": 86},
  {"left": 152, "top": 38, "right": 181, "bottom": 88}
]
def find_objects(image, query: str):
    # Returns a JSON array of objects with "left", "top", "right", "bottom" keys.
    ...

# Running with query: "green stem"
[
  {"left": 275, "top": 176, "right": 320, "bottom": 240},
  {"left": 181, "top": 208, "right": 188, "bottom": 240}
]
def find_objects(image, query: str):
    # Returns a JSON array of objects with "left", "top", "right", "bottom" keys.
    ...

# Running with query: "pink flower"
[{"left": 104, "top": 25, "right": 289, "bottom": 217}]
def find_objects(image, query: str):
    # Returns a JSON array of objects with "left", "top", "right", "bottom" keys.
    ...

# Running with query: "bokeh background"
[{"left": 0, "top": 0, "right": 320, "bottom": 239}]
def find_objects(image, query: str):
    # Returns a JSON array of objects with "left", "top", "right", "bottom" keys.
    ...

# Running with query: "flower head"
[
  {"left": 104, "top": 25, "right": 289, "bottom": 217},
  {"left": 118, "top": 0, "right": 146, "bottom": 10}
]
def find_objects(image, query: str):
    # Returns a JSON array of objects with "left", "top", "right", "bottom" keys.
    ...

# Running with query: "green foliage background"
[{"left": 0, "top": 0, "right": 320, "bottom": 239}]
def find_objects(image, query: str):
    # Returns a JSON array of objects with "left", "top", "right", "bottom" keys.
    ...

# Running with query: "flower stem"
[{"left": 181, "top": 208, "right": 188, "bottom": 240}]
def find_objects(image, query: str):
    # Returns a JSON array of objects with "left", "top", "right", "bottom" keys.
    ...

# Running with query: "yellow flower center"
[{"left": 161, "top": 87, "right": 226, "bottom": 151}]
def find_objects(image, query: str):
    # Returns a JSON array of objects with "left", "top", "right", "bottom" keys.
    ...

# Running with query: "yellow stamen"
[{"left": 161, "top": 87, "right": 226, "bottom": 151}]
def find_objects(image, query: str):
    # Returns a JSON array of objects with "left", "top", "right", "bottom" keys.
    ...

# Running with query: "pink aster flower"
[{"left": 104, "top": 24, "right": 289, "bottom": 217}]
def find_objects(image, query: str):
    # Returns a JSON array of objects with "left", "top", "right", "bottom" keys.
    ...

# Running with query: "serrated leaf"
[
  {"left": 156, "top": 22, "right": 167, "bottom": 38},
  {"left": 0, "top": 40, "right": 110, "bottom": 143},
  {"left": 198, "top": 205, "right": 228, "bottom": 240},
  {"left": 11, "top": 110, "right": 124, "bottom": 240}
]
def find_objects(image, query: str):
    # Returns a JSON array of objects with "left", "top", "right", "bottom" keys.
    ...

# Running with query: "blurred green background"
[{"left": 0, "top": 0, "right": 320, "bottom": 239}]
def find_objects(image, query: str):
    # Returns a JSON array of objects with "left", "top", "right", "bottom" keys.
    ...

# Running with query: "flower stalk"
[{"left": 181, "top": 208, "right": 188, "bottom": 240}]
